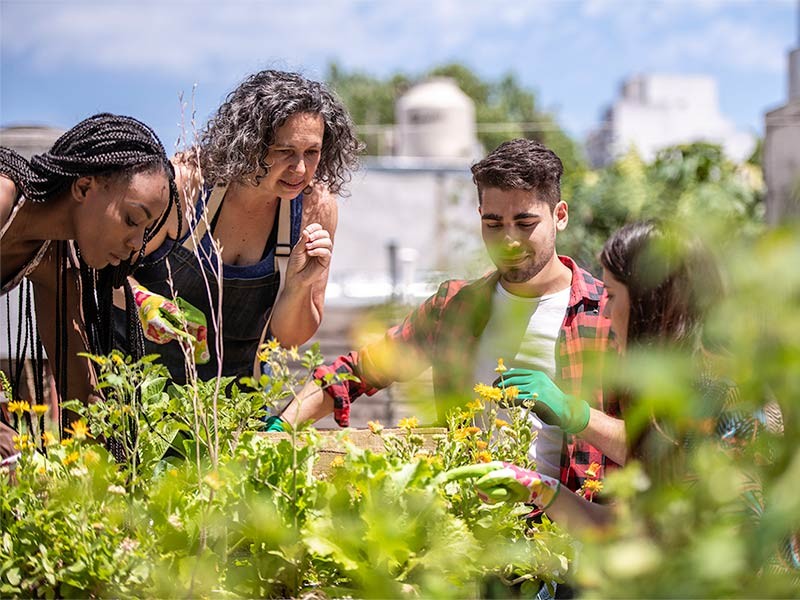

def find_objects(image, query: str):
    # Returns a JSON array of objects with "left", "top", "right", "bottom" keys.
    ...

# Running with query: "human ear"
[
  {"left": 72, "top": 176, "right": 95, "bottom": 203},
  {"left": 553, "top": 200, "right": 569, "bottom": 231}
]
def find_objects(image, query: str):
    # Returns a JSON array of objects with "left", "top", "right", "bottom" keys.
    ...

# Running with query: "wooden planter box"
[{"left": 262, "top": 427, "right": 446, "bottom": 476}]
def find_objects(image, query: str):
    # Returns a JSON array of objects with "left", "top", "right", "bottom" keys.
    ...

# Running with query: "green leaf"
[{"left": 5, "top": 567, "right": 20, "bottom": 586}]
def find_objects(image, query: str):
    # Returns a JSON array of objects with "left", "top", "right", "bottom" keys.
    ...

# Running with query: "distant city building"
[
  {"left": 586, "top": 74, "right": 755, "bottom": 167},
  {"left": 764, "top": 32, "right": 800, "bottom": 223},
  {"left": 0, "top": 125, "right": 64, "bottom": 160}
]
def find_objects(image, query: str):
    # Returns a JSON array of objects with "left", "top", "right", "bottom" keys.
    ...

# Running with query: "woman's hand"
[
  {"left": 442, "top": 461, "right": 561, "bottom": 508},
  {"left": 285, "top": 223, "right": 332, "bottom": 287}
]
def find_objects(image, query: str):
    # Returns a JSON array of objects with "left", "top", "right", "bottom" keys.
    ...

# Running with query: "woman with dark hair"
[
  {"left": 0, "top": 113, "right": 179, "bottom": 459},
  {"left": 119, "top": 69, "right": 361, "bottom": 385}
]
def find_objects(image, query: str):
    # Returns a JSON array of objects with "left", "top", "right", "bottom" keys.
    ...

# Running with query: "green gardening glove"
[
  {"left": 264, "top": 415, "right": 289, "bottom": 433},
  {"left": 493, "top": 368, "right": 590, "bottom": 434}
]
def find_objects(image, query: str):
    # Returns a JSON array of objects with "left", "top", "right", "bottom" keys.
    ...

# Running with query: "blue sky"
[{"left": 1, "top": 0, "right": 796, "bottom": 153}]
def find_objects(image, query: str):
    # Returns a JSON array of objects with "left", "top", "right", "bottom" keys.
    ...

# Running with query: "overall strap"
[
  {"left": 181, "top": 184, "right": 228, "bottom": 252},
  {"left": 253, "top": 195, "right": 298, "bottom": 379}
]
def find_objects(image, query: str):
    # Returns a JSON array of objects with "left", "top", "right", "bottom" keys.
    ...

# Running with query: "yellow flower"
[
  {"left": 475, "top": 440, "right": 489, "bottom": 449},
  {"left": 367, "top": 420, "right": 384, "bottom": 434},
  {"left": 330, "top": 456, "right": 345, "bottom": 468},
  {"left": 494, "top": 358, "right": 508, "bottom": 373},
  {"left": 112, "top": 354, "right": 124, "bottom": 366},
  {"left": 7, "top": 400, "right": 30, "bottom": 416},
  {"left": 475, "top": 450, "right": 493, "bottom": 463},
  {"left": 288, "top": 346, "right": 300, "bottom": 361},
  {"left": 63, "top": 450, "right": 80, "bottom": 465},
  {"left": 466, "top": 399, "right": 484, "bottom": 412},
  {"left": 585, "top": 462, "right": 601, "bottom": 478},
  {"left": 12, "top": 434, "right": 32, "bottom": 451},
  {"left": 65, "top": 420, "right": 90, "bottom": 441},
  {"left": 583, "top": 479, "right": 603, "bottom": 493},
  {"left": 495, "top": 418, "right": 511, "bottom": 429},
  {"left": 42, "top": 431, "right": 57, "bottom": 446},
  {"left": 473, "top": 384, "right": 502, "bottom": 402},
  {"left": 203, "top": 471, "right": 223, "bottom": 490},
  {"left": 83, "top": 449, "right": 100, "bottom": 466},
  {"left": 398, "top": 416, "right": 419, "bottom": 430},
  {"left": 502, "top": 386, "right": 519, "bottom": 402},
  {"left": 31, "top": 404, "right": 49, "bottom": 416},
  {"left": 453, "top": 426, "right": 481, "bottom": 441}
]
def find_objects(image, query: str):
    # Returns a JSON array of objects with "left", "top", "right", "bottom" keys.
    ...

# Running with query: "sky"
[{"left": 1, "top": 0, "right": 797, "bottom": 153}]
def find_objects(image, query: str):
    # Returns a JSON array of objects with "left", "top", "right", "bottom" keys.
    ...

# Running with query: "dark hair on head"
[
  {"left": 1, "top": 113, "right": 180, "bottom": 270},
  {"left": 599, "top": 221, "right": 723, "bottom": 351},
  {"left": 199, "top": 69, "right": 362, "bottom": 194},
  {"left": 470, "top": 138, "right": 563, "bottom": 209},
  {"left": 1, "top": 113, "right": 180, "bottom": 454}
]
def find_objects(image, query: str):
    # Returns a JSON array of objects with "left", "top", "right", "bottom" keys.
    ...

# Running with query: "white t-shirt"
[{"left": 473, "top": 282, "right": 571, "bottom": 478}]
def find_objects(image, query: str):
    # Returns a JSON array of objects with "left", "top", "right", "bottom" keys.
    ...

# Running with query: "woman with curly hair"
[
  {"left": 1, "top": 113, "right": 178, "bottom": 459},
  {"left": 117, "top": 70, "right": 361, "bottom": 383}
]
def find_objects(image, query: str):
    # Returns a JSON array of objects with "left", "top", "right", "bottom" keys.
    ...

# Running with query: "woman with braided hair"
[
  {"left": 116, "top": 69, "right": 361, "bottom": 385},
  {"left": 0, "top": 112, "right": 178, "bottom": 460}
]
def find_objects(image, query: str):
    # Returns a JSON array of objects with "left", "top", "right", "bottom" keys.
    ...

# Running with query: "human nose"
[
  {"left": 127, "top": 228, "right": 145, "bottom": 251},
  {"left": 504, "top": 235, "right": 521, "bottom": 249},
  {"left": 289, "top": 154, "right": 306, "bottom": 175}
]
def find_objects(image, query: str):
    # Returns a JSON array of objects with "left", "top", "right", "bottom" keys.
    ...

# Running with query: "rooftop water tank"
[{"left": 394, "top": 77, "right": 478, "bottom": 159}]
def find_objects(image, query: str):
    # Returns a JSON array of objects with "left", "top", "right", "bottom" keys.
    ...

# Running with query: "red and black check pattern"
[{"left": 314, "top": 256, "right": 619, "bottom": 491}]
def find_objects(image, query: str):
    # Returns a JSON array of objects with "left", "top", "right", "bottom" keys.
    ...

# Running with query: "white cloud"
[{"left": 649, "top": 18, "right": 788, "bottom": 73}]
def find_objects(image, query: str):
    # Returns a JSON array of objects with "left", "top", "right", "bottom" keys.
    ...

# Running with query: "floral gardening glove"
[
  {"left": 442, "top": 461, "right": 560, "bottom": 508},
  {"left": 130, "top": 281, "right": 210, "bottom": 364},
  {"left": 493, "top": 368, "right": 590, "bottom": 434}
]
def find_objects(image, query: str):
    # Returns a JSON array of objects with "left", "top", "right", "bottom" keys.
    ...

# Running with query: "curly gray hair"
[{"left": 199, "top": 70, "right": 362, "bottom": 194}]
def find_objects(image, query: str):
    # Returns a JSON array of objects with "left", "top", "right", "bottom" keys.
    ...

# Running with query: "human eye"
[
  {"left": 126, "top": 215, "right": 138, "bottom": 228},
  {"left": 518, "top": 221, "right": 537, "bottom": 229}
]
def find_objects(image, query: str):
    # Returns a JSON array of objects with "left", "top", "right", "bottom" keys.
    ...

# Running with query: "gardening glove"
[
  {"left": 264, "top": 415, "right": 289, "bottom": 433},
  {"left": 442, "top": 461, "right": 560, "bottom": 508},
  {"left": 130, "top": 281, "right": 210, "bottom": 365},
  {"left": 493, "top": 368, "right": 590, "bottom": 434}
]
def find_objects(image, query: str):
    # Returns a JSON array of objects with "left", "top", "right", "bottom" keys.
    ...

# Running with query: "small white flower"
[
  {"left": 119, "top": 537, "right": 139, "bottom": 553},
  {"left": 167, "top": 513, "right": 182, "bottom": 529},
  {"left": 107, "top": 484, "right": 127, "bottom": 495},
  {"left": 69, "top": 466, "right": 89, "bottom": 478}
]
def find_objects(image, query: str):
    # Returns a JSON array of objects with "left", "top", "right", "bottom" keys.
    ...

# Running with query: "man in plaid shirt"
[{"left": 280, "top": 139, "right": 623, "bottom": 492}]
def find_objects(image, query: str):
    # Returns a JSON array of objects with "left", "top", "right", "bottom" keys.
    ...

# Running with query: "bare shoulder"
[
  {"left": 25, "top": 242, "right": 58, "bottom": 290},
  {"left": 302, "top": 184, "right": 338, "bottom": 235},
  {"left": 0, "top": 175, "right": 19, "bottom": 229}
]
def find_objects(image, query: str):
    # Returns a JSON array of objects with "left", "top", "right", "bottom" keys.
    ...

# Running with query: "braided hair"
[{"left": 1, "top": 113, "right": 181, "bottom": 450}]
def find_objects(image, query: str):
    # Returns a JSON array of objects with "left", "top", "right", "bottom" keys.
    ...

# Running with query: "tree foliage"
[{"left": 325, "top": 61, "right": 586, "bottom": 179}]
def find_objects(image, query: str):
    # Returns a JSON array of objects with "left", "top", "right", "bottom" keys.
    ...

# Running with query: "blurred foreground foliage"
[{"left": 0, "top": 346, "right": 573, "bottom": 598}]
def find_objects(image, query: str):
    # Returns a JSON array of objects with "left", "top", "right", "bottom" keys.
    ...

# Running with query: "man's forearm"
[
  {"left": 281, "top": 380, "right": 334, "bottom": 427},
  {"left": 579, "top": 408, "right": 627, "bottom": 466}
]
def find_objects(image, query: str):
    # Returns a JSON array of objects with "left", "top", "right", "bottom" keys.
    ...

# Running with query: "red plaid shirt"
[{"left": 315, "top": 256, "right": 619, "bottom": 491}]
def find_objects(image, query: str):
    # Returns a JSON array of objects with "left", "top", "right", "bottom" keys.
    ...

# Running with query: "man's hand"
[
  {"left": 284, "top": 223, "right": 332, "bottom": 288},
  {"left": 442, "top": 461, "right": 561, "bottom": 508},
  {"left": 493, "top": 368, "right": 590, "bottom": 434}
]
